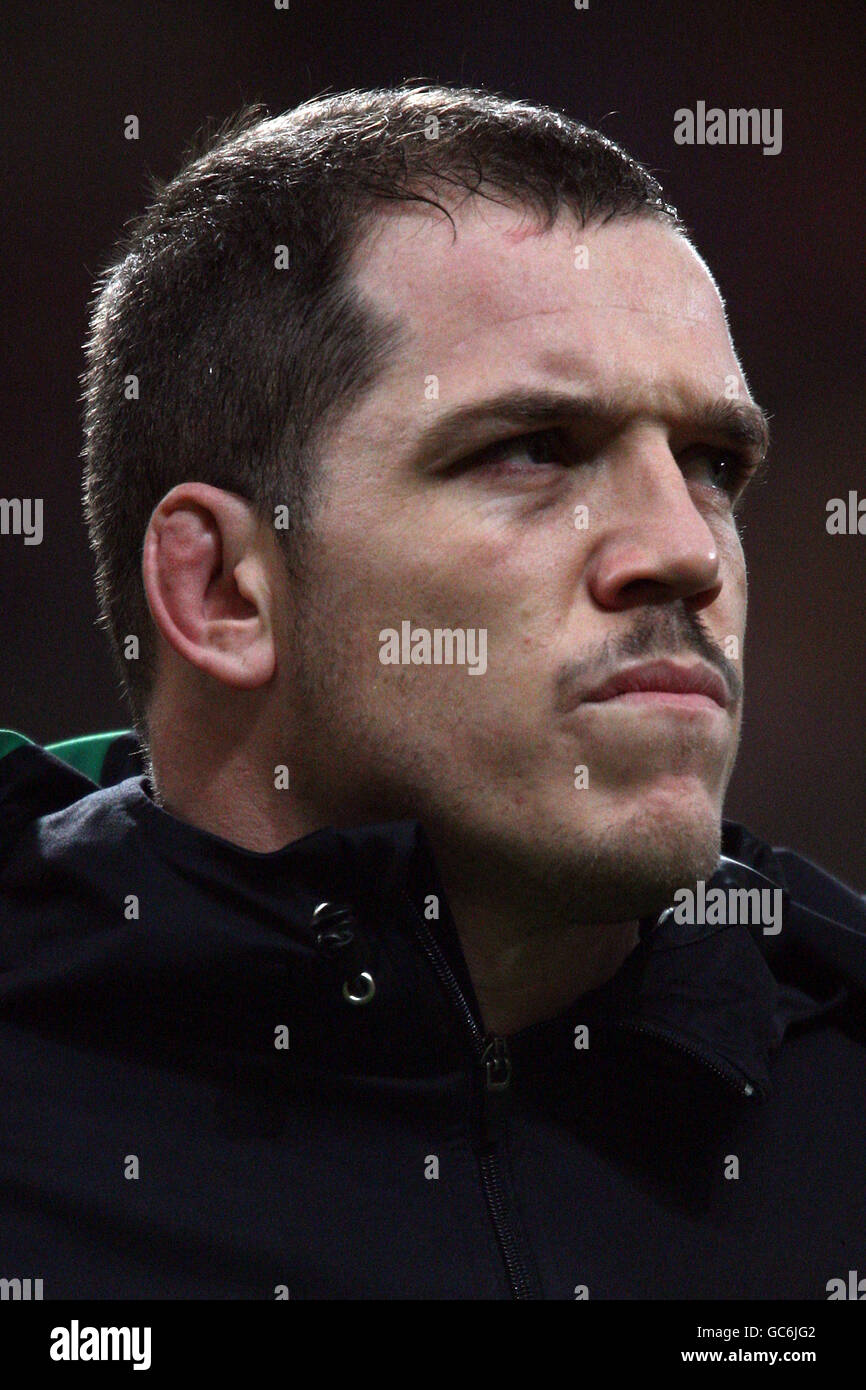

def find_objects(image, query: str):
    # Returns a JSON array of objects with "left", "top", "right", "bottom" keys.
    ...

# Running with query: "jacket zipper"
[
  {"left": 404, "top": 898, "right": 537, "bottom": 1300},
  {"left": 615, "top": 1019, "right": 759, "bottom": 1098}
]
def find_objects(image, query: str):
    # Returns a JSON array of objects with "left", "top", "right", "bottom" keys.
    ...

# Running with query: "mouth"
[{"left": 578, "top": 659, "right": 731, "bottom": 713}]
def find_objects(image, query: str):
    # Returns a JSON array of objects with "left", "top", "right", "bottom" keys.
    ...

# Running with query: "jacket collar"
[
  {"left": 5, "top": 743, "right": 854, "bottom": 1099},
  {"left": 127, "top": 777, "right": 813, "bottom": 1098}
]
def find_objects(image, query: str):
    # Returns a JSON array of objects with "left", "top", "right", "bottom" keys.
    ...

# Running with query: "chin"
[
  {"left": 601, "top": 811, "right": 722, "bottom": 921},
  {"left": 518, "top": 778, "right": 725, "bottom": 924}
]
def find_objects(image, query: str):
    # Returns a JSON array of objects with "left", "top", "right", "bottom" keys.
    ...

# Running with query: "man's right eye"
[{"left": 465, "top": 427, "right": 574, "bottom": 473}]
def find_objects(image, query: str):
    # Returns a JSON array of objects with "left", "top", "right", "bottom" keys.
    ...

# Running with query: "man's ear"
[{"left": 142, "top": 482, "right": 277, "bottom": 689}]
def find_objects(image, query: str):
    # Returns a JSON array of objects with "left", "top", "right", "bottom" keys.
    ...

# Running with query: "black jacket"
[{"left": 1, "top": 732, "right": 865, "bottom": 1300}]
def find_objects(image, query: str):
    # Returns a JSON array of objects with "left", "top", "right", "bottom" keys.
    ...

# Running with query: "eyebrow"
[{"left": 412, "top": 387, "right": 771, "bottom": 467}]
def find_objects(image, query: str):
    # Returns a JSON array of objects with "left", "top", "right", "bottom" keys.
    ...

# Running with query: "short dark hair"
[{"left": 81, "top": 81, "right": 683, "bottom": 745}]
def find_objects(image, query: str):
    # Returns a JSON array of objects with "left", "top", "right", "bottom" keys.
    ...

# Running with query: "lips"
[{"left": 580, "top": 659, "right": 730, "bottom": 710}]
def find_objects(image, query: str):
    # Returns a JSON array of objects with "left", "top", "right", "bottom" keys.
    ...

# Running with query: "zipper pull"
[
  {"left": 482, "top": 1035, "right": 512, "bottom": 1092},
  {"left": 477, "top": 1036, "right": 512, "bottom": 1149}
]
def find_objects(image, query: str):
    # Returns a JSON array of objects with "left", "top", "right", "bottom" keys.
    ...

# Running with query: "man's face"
[{"left": 283, "top": 200, "right": 764, "bottom": 921}]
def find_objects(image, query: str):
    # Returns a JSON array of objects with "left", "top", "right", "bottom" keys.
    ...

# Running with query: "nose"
[{"left": 584, "top": 438, "right": 723, "bottom": 611}]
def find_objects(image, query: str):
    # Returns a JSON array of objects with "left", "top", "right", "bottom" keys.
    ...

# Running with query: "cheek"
[
  {"left": 372, "top": 521, "right": 533, "bottom": 619},
  {"left": 715, "top": 523, "right": 747, "bottom": 624},
  {"left": 731, "top": 539, "right": 748, "bottom": 626}
]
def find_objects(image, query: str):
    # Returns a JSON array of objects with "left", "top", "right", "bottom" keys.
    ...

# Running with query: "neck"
[
  {"left": 149, "top": 707, "right": 638, "bottom": 1036},
  {"left": 147, "top": 692, "right": 328, "bottom": 854},
  {"left": 436, "top": 863, "right": 640, "bottom": 1037}
]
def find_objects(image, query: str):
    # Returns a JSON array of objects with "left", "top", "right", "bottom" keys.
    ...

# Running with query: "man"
[{"left": 1, "top": 83, "right": 864, "bottom": 1300}]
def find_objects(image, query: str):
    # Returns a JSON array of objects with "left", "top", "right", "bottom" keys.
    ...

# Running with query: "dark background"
[{"left": 1, "top": 0, "right": 863, "bottom": 885}]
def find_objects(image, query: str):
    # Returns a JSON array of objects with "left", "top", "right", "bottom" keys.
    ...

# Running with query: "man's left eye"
[{"left": 681, "top": 448, "right": 752, "bottom": 496}]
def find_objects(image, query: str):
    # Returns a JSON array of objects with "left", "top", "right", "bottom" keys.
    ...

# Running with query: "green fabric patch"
[
  {"left": 0, "top": 728, "right": 133, "bottom": 783},
  {"left": 45, "top": 731, "right": 133, "bottom": 782},
  {"left": 0, "top": 729, "right": 34, "bottom": 762}
]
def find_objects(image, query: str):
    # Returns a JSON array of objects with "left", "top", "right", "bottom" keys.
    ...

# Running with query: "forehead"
[{"left": 349, "top": 199, "right": 743, "bottom": 410}]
